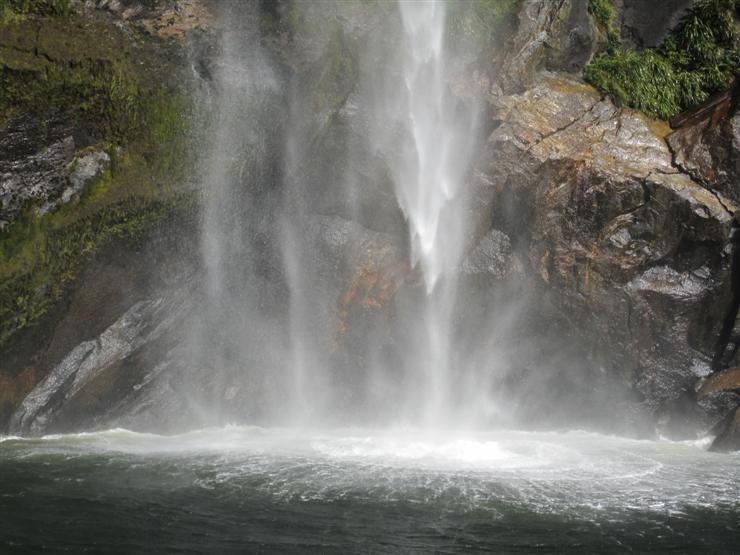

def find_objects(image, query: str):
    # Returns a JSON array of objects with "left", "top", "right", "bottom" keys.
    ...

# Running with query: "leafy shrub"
[{"left": 584, "top": 0, "right": 739, "bottom": 120}]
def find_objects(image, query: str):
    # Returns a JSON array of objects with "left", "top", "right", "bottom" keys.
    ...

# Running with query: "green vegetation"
[
  {"left": 584, "top": 0, "right": 739, "bottom": 120},
  {"left": 0, "top": 5, "right": 191, "bottom": 346},
  {"left": 588, "top": 0, "right": 619, "bottom": 50},
  {"left": 0, "top": 0, "right": 72, "bottom": 23},
  {"left": 0, "top": 60, "right": 186, "bottom": 153},
  {"left": 0, "top": 193, "right": 194, "bottom": 345}
]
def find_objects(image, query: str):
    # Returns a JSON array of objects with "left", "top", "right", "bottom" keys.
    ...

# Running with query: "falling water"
[
  {"left": 191, "top": 3, "right": 291, "bottom": 424},
  {"left": 395, "top": 1, "right": 465, "bottom": 292},
  {"left": 189, "top": 0, "right": 484, "bottom": 429},
  {"left": 4, "top": 2, "right": 740, "bottom": 552},
  {"left": 384, "top": 1, "right": 480, "bottom": 426}
]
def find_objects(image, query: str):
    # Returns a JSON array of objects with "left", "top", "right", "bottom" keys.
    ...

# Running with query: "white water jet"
[
  {"left": 379, "top": 1, "right": 481, "bottom": 426},
  {"left": 395, "top": 1, "right": 471, "bottom": 293}
]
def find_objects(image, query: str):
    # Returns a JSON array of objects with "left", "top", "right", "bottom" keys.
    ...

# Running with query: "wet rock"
[
  {"left": 628, "top": 266, "right": 715, "bottom": 301},
  {"left": 305, "top": 214, "right": 406, "bottom": 330},
  {"left": 476, "top": 73, "right": 737, "bottom": 433},
  {"left": 37, "top": 149, "right": 111, "bottom": 216},
  {"left": 699, "top": 367, "right": 740, "bottom": 398},
  {"left": 666, "top": 86, "right": 739, "bottom": 204},
  {"left": 0, "top": 114, "right": 76, "bottom": 229},
  {"left": 545, "top": 0, "right": 600, "bottom": 74},
  {"left": 0, "top": 208, "right": 200, "bottom": 432},
  {"left": 500, "top": 0, "right": 569, "bottom": 93},
  {"left": 95, "top": 0, "right": 211, "bottom": 39},
  {"left": 710, "top": 406, "right": 740, "bottom": 451},
  {"left": 9, "top": 293, "right": 189, "bottom": 435},
  {"left": 0, "top": 111, "right": 113, "bottom": 226},
  {"left": 461, "top": 229, "right": 513, "bottom": 279}
]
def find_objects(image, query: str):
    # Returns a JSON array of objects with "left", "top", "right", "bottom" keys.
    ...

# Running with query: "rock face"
[
  {"left": 710, "top": 407, "right": 740, "bottom": 451},
  {"left": 0, "top": 208, "right": 200, "bottom": 433},
  {"left": 461, "top": 229, "right": 513, "bottom": 279},
  {"left": 0, "top": 113, "right": 118, "bottom": 228},
  {"left": 499, "top": 0, "right": 569, "bottom": 93},
  {"left": 667, "top": 86, "right": 739, "bottom": 204},
  {"left": 0, "top": 114, "right": 76, "bottom": 229},
  {"left": 2, "top": 0, "right": 740, "bottom": 448},
  {"left": 0, "top": 1, "right": 203, "bottom": 429},
  {"left": 475, "top": 73, "right": 738, "bottom": 435},
  {"left": 615, "top": 0, "right": 694, "bottom": 49},
  {"left": 545, "top": 0, "right": 600, "bottom": 74},
  {"left": 10, "top": 297, "right": 182, "bottom": 434},
  {"left": 92, "top": 0, "right": 211, "bottom": 39}
]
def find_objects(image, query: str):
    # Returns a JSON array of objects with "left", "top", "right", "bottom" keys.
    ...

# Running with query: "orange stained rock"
[
  {"left": 699, "top": 367, "right": 740, "bottom": 398},
  {"left": 335, "top": 257, "right": 410, "bottom": 341}
]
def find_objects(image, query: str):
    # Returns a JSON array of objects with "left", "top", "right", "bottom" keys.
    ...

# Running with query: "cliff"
[{"left": 1, "top": 0, "right": 739, "bottom": 449}]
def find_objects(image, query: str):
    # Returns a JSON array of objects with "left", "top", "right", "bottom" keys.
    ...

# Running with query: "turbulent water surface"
[{"left": 1, "top": 428, "right": 738, "bottom": 553}]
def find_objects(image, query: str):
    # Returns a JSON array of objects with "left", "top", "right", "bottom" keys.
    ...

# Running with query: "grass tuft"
[{"left": 584, "top": 0, "right": 739, "bottom": 120}]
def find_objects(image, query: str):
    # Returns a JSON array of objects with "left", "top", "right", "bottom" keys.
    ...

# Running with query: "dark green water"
[{"left": 1, "top": 428, "right": 738, "bottom": 553}]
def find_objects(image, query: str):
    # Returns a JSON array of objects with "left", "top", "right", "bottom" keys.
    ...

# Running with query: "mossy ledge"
[
  {"left": 584, "top": 0, "right": 739, "bottom": 120},
  {"left": 0, "top": 1, "right": 193, "bottom": 348}
]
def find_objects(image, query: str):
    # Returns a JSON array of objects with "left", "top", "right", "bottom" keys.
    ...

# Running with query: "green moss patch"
[
  {"left": 584, "top": 0, "right": 739, "bottom": 120},
  {"left": 0, "top": 5, "right": 192, "bottom": 347},
  {"left": 0, "top": 191, "right": 195, "bottom": 346}
]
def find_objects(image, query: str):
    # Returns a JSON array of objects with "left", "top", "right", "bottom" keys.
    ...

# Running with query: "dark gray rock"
[
  {"left": 461, "top": 229, "right": 513, "bottom": 279},
  {"left": 8, "top": 295, "right": 188, "bottom": 435},
  {"left": 545, "top": 0, "right": 600, "bottom": 74},
  {"left": 615, "top": 0, "right": 694, "bottom": 49},
  {"left": 477, "top": 73, "right": 736, "bottom": 436},
  {"left": 710, "top": 407, "right": 740, "bottom": 451}
]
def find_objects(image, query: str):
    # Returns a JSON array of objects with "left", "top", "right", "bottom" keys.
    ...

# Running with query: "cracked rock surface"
[{"left": 470, "top": 73, "right": 738, "bottom": 436}]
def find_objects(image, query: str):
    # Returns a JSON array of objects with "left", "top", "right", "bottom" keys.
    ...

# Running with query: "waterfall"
[
  {"left": 396, "top": 1, "right": 463, "bottom": 292},
  {"left": 385, "top": 1, "right": 480, "bottom": 426},
  {"left": 191, "top": 0, "right": 486, "bottom": 429},
  {"left": 191, "top": 3, "right": 291, "bottom": 424}
]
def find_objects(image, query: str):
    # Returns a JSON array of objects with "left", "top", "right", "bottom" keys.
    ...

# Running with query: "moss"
[
  {"left": 0, "top": 0, "right": 72, "bottom": 24},
  {"left": 588, "top": 0, "right": 620, "bottom": 50},
  {"left": 0, "top": 191, "right": 195, "bottom": 346},
  {"left": 1, "top": 60, "right": 186, "bottom": 145},
  {"left": 0, "top": 6, "right": 192, "bottom": 347},
  {"left": 584, "top": 0, "right": 739, "bottom": 120},
  {"left": 0, "top": 124, "right": 190, "bottom": 347}
]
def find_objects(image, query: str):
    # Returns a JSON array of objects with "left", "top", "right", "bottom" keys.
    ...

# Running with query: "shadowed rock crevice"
[{"left": 710, "top": 218, "right": 740, "bottom": 372}]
